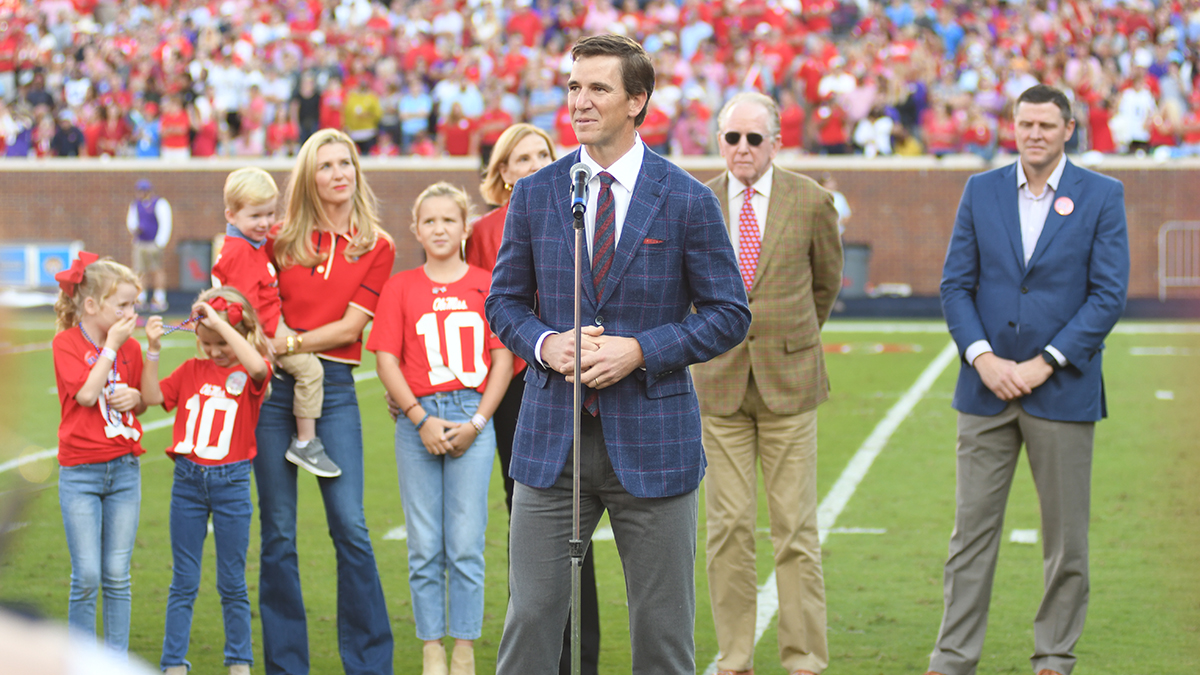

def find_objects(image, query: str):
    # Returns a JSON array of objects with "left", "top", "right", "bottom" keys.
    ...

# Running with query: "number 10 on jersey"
[{"left": 415, "top": 310, "right": 489, "bottom": 388}]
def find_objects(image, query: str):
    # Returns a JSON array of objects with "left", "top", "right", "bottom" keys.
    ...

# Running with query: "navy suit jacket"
[
  {"left": 941, "top": 159, "right": 1129, "bottom": 422},
  {"left": 485, "top": 147, "right": 751, "bottom": 498}
]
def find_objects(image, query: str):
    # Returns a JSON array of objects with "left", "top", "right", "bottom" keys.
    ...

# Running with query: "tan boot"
[
  {"left": 163, "top": 667, "right": 187, "bottom": 675},
  {"left": 229, "top": 665, "right": 251, "bottom": 675},
  {"left": 449, "top": 641, "right": 475, "bottom": 675},
  {"left": 423, "top": 641, "right": 448, "bottom": 675}
]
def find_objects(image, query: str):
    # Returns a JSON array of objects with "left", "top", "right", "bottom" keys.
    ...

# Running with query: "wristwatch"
[{"left": 1041, "top": 350, "right": 1062, "bottom": 371}]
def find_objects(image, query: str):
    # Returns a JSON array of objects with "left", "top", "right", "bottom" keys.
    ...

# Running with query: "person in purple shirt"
[{"left": 125, "top": 179, "right": 173, "bottom": 311}]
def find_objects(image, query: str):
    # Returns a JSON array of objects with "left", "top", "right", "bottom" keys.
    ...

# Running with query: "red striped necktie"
[{"left": 584, "top": 171, "right": 616, "bottom": 416}]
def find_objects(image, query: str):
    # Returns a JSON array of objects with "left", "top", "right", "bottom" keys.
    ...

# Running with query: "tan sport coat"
[{"left": 693, "top": 166, "right": 844, "bottom": 416}]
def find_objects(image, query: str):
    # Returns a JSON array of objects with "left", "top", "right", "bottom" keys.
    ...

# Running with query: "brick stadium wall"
[{"left": 2, "top": 156, "right": 1197, "bottom": 299}]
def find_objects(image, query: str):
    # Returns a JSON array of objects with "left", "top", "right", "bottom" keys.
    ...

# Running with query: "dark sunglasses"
[{"left": 723, "top": 131, "right": 765, "bottom": 147}]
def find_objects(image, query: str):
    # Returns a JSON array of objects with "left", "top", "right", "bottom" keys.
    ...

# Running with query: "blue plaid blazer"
[{"left": 485, "top": 147, "right": 751, "bottom": 498}]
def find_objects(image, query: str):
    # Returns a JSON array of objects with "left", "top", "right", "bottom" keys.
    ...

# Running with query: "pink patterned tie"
[{"left": 738, "top": 186, "right": 761, "bottom": 291}]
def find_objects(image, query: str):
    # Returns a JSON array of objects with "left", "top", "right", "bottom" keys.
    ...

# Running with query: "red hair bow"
[
  {"left": 209, "top": 296, "right": 244, "bottom": 325},
  {"left": 54, "top": 251, "right": 100, "bottom": 295}
]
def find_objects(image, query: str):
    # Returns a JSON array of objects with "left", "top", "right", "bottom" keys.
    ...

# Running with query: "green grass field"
[{"left": 0, "top": 315, "right": 1197, "bottom": 674}]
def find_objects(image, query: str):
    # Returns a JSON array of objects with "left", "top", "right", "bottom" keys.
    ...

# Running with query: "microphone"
[{"left": 570, "top": 162, "right": 592, "bottom": 219}]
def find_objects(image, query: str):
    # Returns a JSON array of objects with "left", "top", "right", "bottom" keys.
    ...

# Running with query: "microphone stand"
[{"left": 569, "top": 190, "right": 586, "bottom": 675}]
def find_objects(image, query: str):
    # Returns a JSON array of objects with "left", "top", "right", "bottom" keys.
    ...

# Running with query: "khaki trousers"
[
  {"left": 703, "top": 375, "right": 827, "bottom": 673},
  {"left": 929, "top": 401, "right": 1094, "bottom": 675},
  {"left": 274, "top": 321, "right": 324, "bottom": 420}
]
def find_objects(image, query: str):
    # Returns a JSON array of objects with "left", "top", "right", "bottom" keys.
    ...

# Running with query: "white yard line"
[
  {"left": 5, "top": 338, "right": 200, "bottom": 357},
  {"left": 0, "top": 416, "right": 176, "bottom": 474},
  {"left": 3, "top": 371, "right": 383, "bottom": 474},
  {"left": 701, "top": 339, "right": 958, "bottom": 675},
  {"left": 823, "top": 321, "right": 1200, "bottom": 334}
]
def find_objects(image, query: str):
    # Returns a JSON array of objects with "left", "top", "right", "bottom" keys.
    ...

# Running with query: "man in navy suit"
[
  {"left": 485, "top": 34, "right": 750, "bottom": 673},
  {"left": 928, "top": 85, "right": 1129, "bottom": 675}
]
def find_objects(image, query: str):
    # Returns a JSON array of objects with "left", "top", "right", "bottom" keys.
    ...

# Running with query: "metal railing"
[{"left": 1158, "top": 221, "right": 1200, "bottom": 301}]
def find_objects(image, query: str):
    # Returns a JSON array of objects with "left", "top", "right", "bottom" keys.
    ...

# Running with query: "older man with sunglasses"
[{"left": 693, "top": 91, "right": 844, "bottom": 675}]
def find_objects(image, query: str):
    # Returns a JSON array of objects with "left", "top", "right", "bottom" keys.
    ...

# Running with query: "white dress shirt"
[
  {"left": 535, "top": 137, "right": 647, "bottom": 366},
  {"left": 965, "top": 154, "right": 1068, "bottom": 368},
  {"left": 725, "top": 166, "right": 773, "bottom": 261},
  {"left": 578, "top": 136, "right": 645, "bottom": 258}
]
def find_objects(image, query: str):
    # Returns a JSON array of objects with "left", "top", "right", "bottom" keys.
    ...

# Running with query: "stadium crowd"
[{"left": 3, "top": 0, "right": 1200, "bottom": 161}]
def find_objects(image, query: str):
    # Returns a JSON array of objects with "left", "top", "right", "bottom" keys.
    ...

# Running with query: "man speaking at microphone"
[{"left": 486, "top": 34, "right": 750, "bottom": 674}]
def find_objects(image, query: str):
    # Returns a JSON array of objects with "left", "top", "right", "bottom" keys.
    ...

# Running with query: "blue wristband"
[{"left": 414, "top": 412, "right": 430, "bottom": 430}]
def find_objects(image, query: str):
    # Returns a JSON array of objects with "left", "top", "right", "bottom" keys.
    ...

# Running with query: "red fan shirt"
[
  {"left": 160, "top": 358, "right": 271, "bottom": 465},
  {"left": 212, "top": 230, "right": 282, "bottom": 337},
  {"left": 441, "top": 116, "right": 475, "bottom": 156},
  {"left": 192, "top": 119, "right": 219, "bottom": 157},
  {"left": 639, "top": 106, "right": 672, "bottom": 148},
  {"left": 555, "top": 105, "right": 578, "bottom": 147},
  {"left": 160, "top": 110, "right": 190, "bottom": 149},
  {"left": 815, "top": 104, "right": 848, "bottom": 146},
  {"left": 268, "top": 228, "right": 394, "bottom": 365},
  {"left": 780, "top": 102, "right": 805, "bottom": 149},
  {"left": 476, "top": 108, "right": 514, "bottom": 146},
  {"left": 367, "top": 266, "right": 502, "bottom": 398},
  {"left": 53, "top": 328, "right": 146, "bottom": 467},
  {"left": 464, "top": 204, "right": 527, "bottom": 377}
]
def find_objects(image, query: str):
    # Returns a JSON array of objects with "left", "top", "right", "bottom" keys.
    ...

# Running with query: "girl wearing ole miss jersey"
[
  {"left": 51, "top": 252, "right": 147, "bottom": 655},
  {"left": 369, "top": 183, "right": 513, "bottom": 675},
  {"left": 142, "top": 287, "right": 271, "bottom": 675}
]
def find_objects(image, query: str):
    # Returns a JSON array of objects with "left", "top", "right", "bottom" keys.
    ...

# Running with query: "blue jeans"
[
  {"left": 58, "top": 453, "right": 141, "bottom": 653},
  {"left": 395, "top": 389, "right": 495, "bottom": 641},
  {"left": 161, "top": 458, "right": 254, "bottom": 670},
  {"left": 254, "top": 361, "right": 393, "bottom": 675}
]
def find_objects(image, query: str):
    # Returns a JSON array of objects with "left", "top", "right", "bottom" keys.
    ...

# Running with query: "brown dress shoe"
[
  {"left": 715, "top": 670, "right": 753, "bottom": 675},
  {"left": 924, "top": 671, "right": 948, "bottom": 675},
  {"left": 1037, "top": 670, "right": 1064, "bottom": 675}
]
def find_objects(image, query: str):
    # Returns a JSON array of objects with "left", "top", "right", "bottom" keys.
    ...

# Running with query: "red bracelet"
[{"left": 403, "top": 401, "right": 420, "bottom": 415}]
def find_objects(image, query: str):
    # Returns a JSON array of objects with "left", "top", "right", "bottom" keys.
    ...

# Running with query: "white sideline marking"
[
  {"left": 701, "top": 340, "right": 958, "bottom": 675},
  {"left": 0, "top": 416, "right": 176, "bottom": 474},
  {"left": 3, "top": 372, "right": 384, "bottom": 475},
  {"left": 1009, "top": 529, "right": 1039, "bottom": 545},
  {"left": 2, "top": 337, "right": 197, "bottom": 357},
  {"left": 823, "top": 321, "right": 1200, "bottom": 334},
  {"left": 1112, "top": 323, "right": 1200, "bottom": 334},
  {"left": 1130, "top": 346, "right": 1193, "bottom": 356},
  {"left": 382, "top": 526, "right": 407, "bottom": 541},
  {"left": 1156, "top": 390, "right": 1175, "bottom": 400},
  {"left": 592, "top": 526, "right": 614, "bottom": 542},
  {"left": 829, "top": 527, "right": 887, "bottom": 535}
]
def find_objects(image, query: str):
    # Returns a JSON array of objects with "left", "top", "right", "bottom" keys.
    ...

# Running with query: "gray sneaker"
[{"left": 285, "top": 436, "right": 342, "bottom": 477}]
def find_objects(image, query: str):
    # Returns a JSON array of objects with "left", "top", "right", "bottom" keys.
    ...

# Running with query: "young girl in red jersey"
[
  {"left": 142, "top": 287, "right": 272, "bottom": 675},
  {"left": 368, "top": 183, "right": 513, "bottom": 675},
  {"left": 50, "top": 252, "right": 147, "bottom": 655}
]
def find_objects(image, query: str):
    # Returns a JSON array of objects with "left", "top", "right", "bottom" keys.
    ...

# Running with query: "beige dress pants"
[{"left": 703, "top": 375, "right": 828, "bottom": 674}]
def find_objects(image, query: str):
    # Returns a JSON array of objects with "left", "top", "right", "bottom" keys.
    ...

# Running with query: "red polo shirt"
[{"left": 268, "top": 228, "right": 395, "bottom": 365}]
